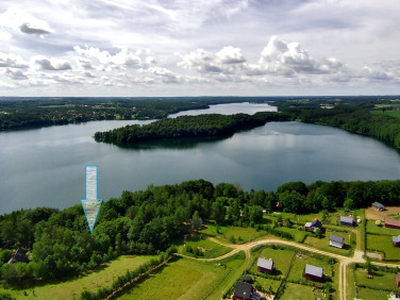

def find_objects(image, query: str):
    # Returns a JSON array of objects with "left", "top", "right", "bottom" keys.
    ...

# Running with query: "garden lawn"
[
  {"left": 254, "top": 276, "right": 281, "bottom": 295},
  {"left": 274, "top": 226, "right": 307, "bottom": 242},
  {"left": 354, "top": 269, "right": 399, "bottom": 290},
  {"left": 201, "top": 225, "right": 268, "bottom": 244},
  {"left": 366, "top": 234, "right": 400, "bottom": 261},
  {"left": 250, "top": 247, "right": 295, "bottom": 277},
  {"left": 0, "top": 255, "right": 157, "bottom": 300},
  {"left": 287, "top": 253, "right": 333, "bottom": 282},
  {"left": 304, "top": 232, "right": 352, "bottom": 256},
  {"left": 366, "top": 220, "right": 400, "bottom": 236},
  {"left": 281, "top": 282, "right": 324, "bottom": 300},
  {"left": 178, "top": 235, "right": 231, "bottom": 258},
  {"left": 357, "top": 287, "right": 392, "bottom": 300}
]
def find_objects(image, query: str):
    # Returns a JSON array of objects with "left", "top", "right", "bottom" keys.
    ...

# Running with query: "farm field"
[
  {"left": 0, "top": 255, "right": 157, "bottom": 300},
  {"left": 119, "top": 253, "right": 245, "bottom": 299}
]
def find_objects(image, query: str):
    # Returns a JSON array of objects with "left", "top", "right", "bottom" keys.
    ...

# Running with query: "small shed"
[
  {"left": 329, "top": 234, "right": 345, "bottom": 249},
  {"left": 372, "top": 202, "right": 386, "bottom": 211},
  {"left": 385, "top": 218, "right": 400, "bottom": 230},
  {"left": 233, "top": 281, "right": 254, "bottom": 300},
  {"left": 7, "top": 248, "right": 29, "bottom": 264},
  {"left": 340, "top": 216, "right": 355, "bottom": 227},
  {"left": 257, "top": 257, "right": 274, "bottom": 274},
  {"left": 242, "top": 275, "right": 253, "bottom": 284},
  {"left": 303, "top": 264, "right": 324, "bottom": 282},
  {"left": 393, "top": 235, "right": 400, "bottom": 247}
]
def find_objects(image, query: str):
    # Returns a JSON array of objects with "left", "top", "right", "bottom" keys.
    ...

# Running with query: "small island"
[{"left": 93, "top": 112, "right": 290, "bottom": 144}]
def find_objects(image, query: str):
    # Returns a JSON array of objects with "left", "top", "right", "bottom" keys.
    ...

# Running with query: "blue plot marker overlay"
[{"left": 81, "top": 165, "right": 102, "bottom": 233}]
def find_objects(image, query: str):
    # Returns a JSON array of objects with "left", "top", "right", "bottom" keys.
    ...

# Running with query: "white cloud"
[
  {"left": 33, "top": 56, "right": 72, "bottom": 71},
  {"left": 0, "top": 52, "right": 28, "bottom": 68},
  {"left": 0, "top": 7, "right": 54, "bottom": 35},
  {"left": 216, "top": 46, "right": 246, "bottom": 64},
  {"left": 5, "top": 68, "right": 28, "bottom": 80},
  {"left": 74, "top": 46, "right": 141, "bottom": 66}
]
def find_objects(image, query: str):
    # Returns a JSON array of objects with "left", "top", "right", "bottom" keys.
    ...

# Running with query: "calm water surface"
[{"left": 1, "top": 103, "right": 400, "bottom": 213}]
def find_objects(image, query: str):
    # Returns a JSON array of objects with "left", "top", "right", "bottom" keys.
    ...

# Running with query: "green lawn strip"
[
  {"left": 304, "top": 232, "right": 352, "bottom": 256},
  {"left": 205, "top": 252, "right": 248, "bottom": 299},
  {"left": 249, "top": 247, "right": 294, "bottom": 278},
  {"left": 280, "top": 282, "right": 324, "bottom": 300},
  {"left": 253, "top": 276, "right": 281, "bottom": 295},
  {"left": 346, "top": 264, "right": 356, "bottom": 300},
  {"left": 0, "top": 255, "right": 157, "bottom": 300},
  {"left": 273, "top": 226, "right": 307, "bottom": 242},
  {"left": 371, "top": 110, "right": 400, "bottom": 119},
  {"left": 354, "top": 268, "right": 398, "bottom": 290},
  {"left": 357, "top": 287, "right": 393, "bottom": 300},
  {"left": 201, "top": 224, "right": 268, "bottom": 244},
  {"left": 287, "top": 253, "right": 334, "bottom": 283},
  {"left": 178, "top": 235, "right": 231, "bottom": 258},
  {"left": 366, "top": 234, "right": 400, "bottom": 261},
  {"left": 118, "top": 257, "right": 229, "bottom": 300},
  {"left": 366, "top": 220, "right": 400, "bottom": 235}
]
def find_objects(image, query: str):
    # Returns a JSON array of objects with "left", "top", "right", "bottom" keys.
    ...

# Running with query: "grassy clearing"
[
  {"left": 304, "top": 232, "right": 352, "bottom": 256},
  {"left": 281, "top": 282, "right": 324, "bottom": 300},
  {"left": 354, "top": 269, "right": 398, "bottom": 290},
  {"left": 366, "top": 234, "right": 400, "bottom": 261},
  {"left": 201, "top": 224, "right": 268, "bottom": 244},
  {"left": 254, "top": 276, "right": 281, "bottom": 294},
  {"left": 287, "top": 253, "right": 333, "bottom": 282},
  {"left": 357, "top": 287, "right": 392, "bottom": 300},
  {"left": 273, "top": 226, "right": 308, "bottom": 242},
  {"left": 0, "top": 255, "right": 157, "bottom": 300},
  {"left": 371, "top": 110, "right": 400, "bottom": 119},
  {"left": 250, "top": 247, "right": 294, "bottom": 277},
  {"left": 346, "top": 265, "right": 356, "bottom": 300},
  {"left": 177, "top": 235, "right": 231, "bottom": 258},
  {"left": 119, "top": 257, "right": 228, "bottom": 299},
  {"left": 366, "top": 220, "right": 400, "bottom": 235}
]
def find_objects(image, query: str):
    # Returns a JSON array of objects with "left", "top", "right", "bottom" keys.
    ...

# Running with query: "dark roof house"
[
  {"left": 340, "top": 216, "right": 355, "bottom": 227},
  {"left": 257, "top": 257, "right": 274, "bottom": 274},
  {"left": 303, "top": 264, "right": 324, "bottom": 282},
  {"left": 233, "top": 281, "right": 254, "bottom": 300},
  {"left": 329, "top": 234, "right": 345, "bottom": 249},
  {"left": 305, "top": 218, "right": 323, "bottom": 232},
  {"left": 372, "top": 202, "right": 385, "bottom": 211},
  {"left": 7, "top": 248, "right": 29, "bottom": 264}
]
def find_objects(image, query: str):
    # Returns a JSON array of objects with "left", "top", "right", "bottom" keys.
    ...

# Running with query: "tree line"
[
  {"left": 1, "top": 178, "right": 400, "bottom": 284},
  {"left": 94, "top": 112, "right": 291, "bottom": 144}
]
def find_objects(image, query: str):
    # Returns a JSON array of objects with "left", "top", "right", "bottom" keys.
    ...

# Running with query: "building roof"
[
  {"left": 330, "top": 234, "right": 344, "bottom": 244},
  {"left": 234, "top": 282, "right": 253, "bottom": 300},
  {"left": 304, "top": 264, "right": 323, "bottom": 278},
  {"left": 385, "top": 217, "right": 400, "bottom": 228},
  {"left": 372, "top": 202, "right": 385, "bottom": 209},
  {"left": 311, "top": 219, "right": 322, "bottom": 227},
  {"left": 257, "top": 257, "right": 274, "bottom": 270},
  {"left": 393, "top": 236, "right": 400, "bottom": 243},
  {"left": 7, "top": 248, "right": 29, "bottom": 264},
  {"left": 305, "top": 222, "right": 312, "bottom": 227},
  {"left": 340, "top": 216, "right": 354, "bottom": 224}
]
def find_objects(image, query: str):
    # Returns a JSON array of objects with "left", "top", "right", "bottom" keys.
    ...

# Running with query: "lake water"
[{"left": 1, "top": 102, "right": 400, "bottom": 214}]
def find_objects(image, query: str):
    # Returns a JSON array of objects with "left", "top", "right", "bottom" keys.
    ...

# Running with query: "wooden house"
[
  {"left": 257, "top": 257, "right": 274, "bottom": 274},
  {"left": 340, "top": 216, "right": 355, "bottom": 227},
  {"left": 385, "top": 217, "right": 400, "bottom": 230},
  {"left": 329, "top": 234, "right": 344, "bottom": 249},
  {"left": 303, "top": 264, "right": 324, "bottom": 282},
  {"left": 372, "top": 202, "right": 385, "bottom": 211}
]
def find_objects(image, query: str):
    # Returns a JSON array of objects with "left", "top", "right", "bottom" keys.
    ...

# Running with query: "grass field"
[
  {"left": 366, "top": 220, "right": 400, "bottom": 235},
  {"left": 366, "top": 234, "right": 400, "bottom": 260},
  {"left": 119, "top": 252, "right": 247, "bottom": 299},
  {"left": 250, "top": 247, "right": 295, "bottom": 277},
  {"left": 201, "top": 224, "right": 268, "bottom": 244},
  {"left": 287, "top": 253, "right": 332, "bottom": 282},
  {"left": 371, "top": 109, "right": 400, "bottom": 119},
  {"left": 354, "top": 269, "right": 399, "bottom": 290},
  {"left": 0, "top": 255, "right": 157, "bottom": 300},
  {"left": 274, "top": 226, "right": 308, "bottom": 242},
  {"left": 346, "top": 265, "right": 356, "bottom": 300},
  {"left": 304, "top": 232, "right": 352, "bottom": 256},
  {"left": 254, "top": 276, "right": 281, "bottom": 294},
  {"left": 281, "top": 282, "right": 324, "bottom": 300},
  {"left": 357, "top": 287, "right": 392, "bottom": 300},
  {"left": 178, "top": 235, "right": 231, "bottom": 258}
]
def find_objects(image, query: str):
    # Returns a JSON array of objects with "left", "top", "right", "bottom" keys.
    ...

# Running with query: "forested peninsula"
[{"left": 94, "top": 112, "right": 290, "bottom": 144}]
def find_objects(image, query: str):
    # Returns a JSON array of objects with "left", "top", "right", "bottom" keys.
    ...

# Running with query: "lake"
[{"left": 1, "top": 102, "right": 400, "bottom": 214}]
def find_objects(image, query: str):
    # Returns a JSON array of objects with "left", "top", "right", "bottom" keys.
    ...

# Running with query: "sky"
[{"left": 0, "top": 0, "right": 399, "bottom": 97}]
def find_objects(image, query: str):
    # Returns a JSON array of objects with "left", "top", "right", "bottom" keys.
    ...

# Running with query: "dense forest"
[
  {"left": 1, "top": 178, "right": 400, "bottom": 285},
  {"left": 94, "top": 112, "right": 290, "bottom": 144}
]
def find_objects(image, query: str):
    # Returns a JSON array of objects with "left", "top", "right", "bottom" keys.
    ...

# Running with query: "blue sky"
[{"left": 0, "top": 0, "right": 399, "bottom": 96}]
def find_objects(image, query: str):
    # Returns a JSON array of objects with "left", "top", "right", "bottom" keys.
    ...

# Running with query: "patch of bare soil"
[{"left": 365, "top": 206, "right": 400, "bottom": 221}]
